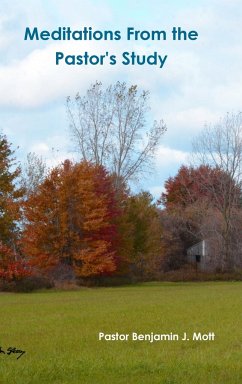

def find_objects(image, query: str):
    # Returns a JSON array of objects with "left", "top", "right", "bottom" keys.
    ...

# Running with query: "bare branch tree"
[
  {"left": 192, "top": 112, "right": 242, "bottom": 270},
  {"left": 67, "top": 81, "right": 166, "bottom": 188},
  {"left": 21, "top": 152, "right": 47, "bottom": 197}
]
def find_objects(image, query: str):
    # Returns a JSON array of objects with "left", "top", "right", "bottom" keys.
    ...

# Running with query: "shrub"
[
  {"left": 157, "top": 265, "right": 242, "bottom": 282},
  {"left": 13, "top": 275, "right": 54, "bottom": 292}
]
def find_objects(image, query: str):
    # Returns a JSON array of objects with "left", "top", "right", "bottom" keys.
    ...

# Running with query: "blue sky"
[{"left": 0, "top": 0, "right": 242, "bottom": 198}]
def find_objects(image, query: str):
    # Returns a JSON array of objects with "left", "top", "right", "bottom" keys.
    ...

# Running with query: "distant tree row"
[
  {"left": 0, "top": 82, "right": 241, "bottom": 287},
  {"left": 160, "top": 113, "right": 242, "bottom": 272}
]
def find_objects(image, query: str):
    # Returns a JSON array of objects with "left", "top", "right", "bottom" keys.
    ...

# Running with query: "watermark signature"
[{"left": 0, "top": 346, "right": 25, "bottom": 360}]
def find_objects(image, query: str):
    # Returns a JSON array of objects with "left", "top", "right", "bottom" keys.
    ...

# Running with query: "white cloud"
[
  {"left": 1, "top": 0, "right": 242, "bottom": 117},
  {"left": 30, "top": 142, "right": 49, "bottom": 154},
  {"left": 0, "top": 40, "right": 118, "bottom": 107},
  {"left": 155, "top": 145, "right": 189, "bottom": 168},
  {"left": 28, "top": 136, "right": 76, "bottom": 169},
  {"left": 1, "top": 0, "right": 242, "bottom": 191}
]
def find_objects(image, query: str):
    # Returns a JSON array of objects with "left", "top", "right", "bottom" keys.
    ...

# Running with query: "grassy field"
[{"left": 0, "top": 282, "right": 242, "bottom": 384}]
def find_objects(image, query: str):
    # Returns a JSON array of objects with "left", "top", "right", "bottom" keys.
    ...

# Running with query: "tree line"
[{"left": 0, "top": 82, "right": 241, "bottom": 287}]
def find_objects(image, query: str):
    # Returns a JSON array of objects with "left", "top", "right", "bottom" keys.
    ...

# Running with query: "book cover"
[{"left": 0, "top": 1, "right": 241, "bottom": 383}]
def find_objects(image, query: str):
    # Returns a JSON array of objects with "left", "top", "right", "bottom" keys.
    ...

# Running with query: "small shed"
[{"left": 187, "top": 240, "right": 210, "bottom": 271}]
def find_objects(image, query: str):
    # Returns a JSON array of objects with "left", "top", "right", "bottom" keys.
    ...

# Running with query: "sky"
[{"left": 0, "top": 0, "right": 242, "bottom": 198}]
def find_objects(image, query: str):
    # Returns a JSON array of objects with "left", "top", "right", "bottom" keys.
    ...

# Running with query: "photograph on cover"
[{"left": 0, "top": 0, "right": 241, "bottom": 383}]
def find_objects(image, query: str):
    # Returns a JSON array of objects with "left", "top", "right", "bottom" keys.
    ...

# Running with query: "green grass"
[{"left": 0, "top": 282, "right": 242, "bottom": 383}]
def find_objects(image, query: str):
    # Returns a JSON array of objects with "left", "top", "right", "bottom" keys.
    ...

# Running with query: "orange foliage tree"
[
  {"left": 0, "top": 134, "right": 28, "bottom": 282},
  {"left": 22, "top": 160, "right": 119, "bottom": 278}
]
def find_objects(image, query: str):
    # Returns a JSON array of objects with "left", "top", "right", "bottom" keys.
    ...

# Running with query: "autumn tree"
[
  {"left": 0, "top": 133, "right": 23, "bottom": 247},
  {"left": 161, "top": 165, "right": 228, "bottom": 210},
  {"left": 67, "top": 81, "right": 166, "bottom": 189},
  {"left": 192, "top": 112, "right": 242, "bottom": 270},
  {"left": 22, "top": 160, "right": 119, "bottom": 279},
  {"left": 0, "top": 242, "right": 31, "bottom": 282},
  {"left": 0, "top": 133, "right": 29, "bottom": 283},
  {"left": 160, "top": 163, "right": 242, "bottom": 271}
]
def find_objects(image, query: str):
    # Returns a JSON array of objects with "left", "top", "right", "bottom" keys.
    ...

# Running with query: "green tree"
[
  {"left": 118, "top": 191, "right": 162, "bottom": 279},
  {"left": 0, "top": 133, "right": 23, "bottom": 247}
]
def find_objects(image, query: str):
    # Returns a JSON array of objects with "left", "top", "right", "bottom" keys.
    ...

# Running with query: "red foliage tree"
[
  {"left": 161, "top": 165, "right": 229, "bottom": 210},
  {"left": 22, "top": 160, "right": 119, "bottom": 278},
  {"left": 0, "top": 242, "right": 31, "bottom": 281}
]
